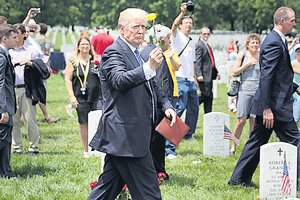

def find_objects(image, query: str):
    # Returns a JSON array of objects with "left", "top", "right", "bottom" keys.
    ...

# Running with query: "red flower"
[
  {"left": 158, "top": 172, "right": 167, "bottom": 179},
  {"left": 94, "top": 60, "right": 100, "bottom": 66},
  {"left": 122, "top": 184, "right": 127, "bottom": 190},
  {"left": 90, "top": 181, "right": 98, "bottom": 190},
  {"left": 158, "top": 178, "right": 162, "bottom": 186}
]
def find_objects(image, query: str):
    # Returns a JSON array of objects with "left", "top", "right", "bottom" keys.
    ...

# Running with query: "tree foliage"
[{"left": 0, "top": 0, "right": 298, "bottom": 32}]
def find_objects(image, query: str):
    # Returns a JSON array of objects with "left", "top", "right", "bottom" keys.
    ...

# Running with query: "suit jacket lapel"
[
  {"left": 116, "top": 37, "right": 152, "bottom": 92},
  {"left": 272, "top": 30, "right": 288, "bottom": 51},
  {"left": 116, "top": 37, "right": 140, "bottom": 69},
  {"left": 0, "top": 47, "right": 14, "bottom": 74}
]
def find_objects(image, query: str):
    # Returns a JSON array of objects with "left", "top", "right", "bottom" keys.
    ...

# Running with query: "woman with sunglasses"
[{"left": 65, "top": 36, "right": 102, "bottom": 158}]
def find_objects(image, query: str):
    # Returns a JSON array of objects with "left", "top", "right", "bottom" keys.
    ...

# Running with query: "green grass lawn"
[
  {"left": 73, "top": 31, "right": 79, "bottom": 41},
  {"left": 0, "top": 75, "right": 297, "bottom": 199},
  {"left": 65, "top": 32, "right": 73, "bottom": 44},
  {"left": 54, "top": 31, "right": 62, "bottom": 51},
  {"left": 48, "top": 31, "right": 54, "bottom": 41}
]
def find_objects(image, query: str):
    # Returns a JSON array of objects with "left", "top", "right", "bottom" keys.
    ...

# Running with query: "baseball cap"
[{"left": 96, "top": 25, "right": 104, "bottom": 29}]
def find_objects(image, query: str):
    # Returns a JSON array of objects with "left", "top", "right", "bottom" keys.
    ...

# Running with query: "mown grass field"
[{"left": 0, "top": 75, "right": 296, "bottom": 199}]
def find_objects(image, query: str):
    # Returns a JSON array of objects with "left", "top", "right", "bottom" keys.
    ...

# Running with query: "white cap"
[{"left": 28, "top": 19, "right": 39, "bottom": 29}]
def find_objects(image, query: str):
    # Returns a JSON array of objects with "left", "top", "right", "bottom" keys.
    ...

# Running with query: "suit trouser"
[
  {"left": 12, "top": 88, "right": 39, "bottom": 152},
  {"left": 87, "top": 151, "right": 162, "bottom": 200},
  {"left": 229, "top": 116, "right": 300, "bottom": 184},
  {"left": 198, "top": 81, "right": 213, "bottom": 114},
  {"left": 150, "top": 129, "right": 167, "bottom": 177},
  {"left": 0, "top": 126, "right": 14, "bottom": 178}
]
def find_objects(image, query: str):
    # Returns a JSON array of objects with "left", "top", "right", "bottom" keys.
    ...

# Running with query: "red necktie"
[{"left": 207, "top": 44, "right": 215, "bottom": 68}]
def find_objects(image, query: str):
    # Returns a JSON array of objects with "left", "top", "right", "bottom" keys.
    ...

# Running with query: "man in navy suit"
[
  {"left": 0, "top": 24, "right": 18, "bottom": 178},
  {"left": 228, "top": 7, "right": 300, "bottom": 187},
  {"left": 88, "top": 8, "right": 176, "bottom": 200}
]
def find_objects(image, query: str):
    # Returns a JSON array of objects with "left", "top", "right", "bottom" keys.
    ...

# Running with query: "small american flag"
[
  {"left": 223, "top": 125, "right": 240, "bottom": 146},
  {"left": 281, "top": 153, "right": 291, "bottom": 195}
]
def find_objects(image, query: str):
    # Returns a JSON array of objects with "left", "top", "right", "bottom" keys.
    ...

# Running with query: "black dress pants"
[
  {"left": 0, "top": 126, "right": 14, "bottom": 178},
  {"left": 198, "top": 81, "right": 213, "bottom": 114},
  {"left": 150, "top": 129, "right": 168, "bottom": 178},
  {"left": 87, "top": 151, "right": 161, "bottom": 200},
  {"left": 229, "top": 116, "right": 300, "bottom": 185}
]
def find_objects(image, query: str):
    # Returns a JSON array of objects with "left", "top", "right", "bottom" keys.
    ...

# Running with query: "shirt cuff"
[{"left": 143, "top": 61, "right": 156, "bottom": 80}]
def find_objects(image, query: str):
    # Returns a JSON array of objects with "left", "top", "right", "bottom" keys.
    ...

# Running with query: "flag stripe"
[{"left": 223, "top": 125, "right": 240, "bottom": 146}]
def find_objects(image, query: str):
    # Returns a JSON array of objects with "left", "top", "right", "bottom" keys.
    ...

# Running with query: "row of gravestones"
[{"left": 88, "top": 111, "right": 298, "bottom": 199}]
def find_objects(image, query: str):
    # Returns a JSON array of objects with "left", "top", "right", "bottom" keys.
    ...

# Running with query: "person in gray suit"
[
  {"left": 195, "top": 27, "right": 220, "bottom": 114},
  {"left": 0, "top": 24, "right": 18, "bottom": 178},
  {"left": 88, "top": 8, "right": 176, "bottom": 200}
]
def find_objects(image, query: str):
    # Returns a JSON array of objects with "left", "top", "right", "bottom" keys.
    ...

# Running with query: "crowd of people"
[{"left": 0, "top": 3, "right": 300, "bottom": 200}]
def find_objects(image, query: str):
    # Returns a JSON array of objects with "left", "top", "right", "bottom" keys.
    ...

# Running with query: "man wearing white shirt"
[
  {"left": 88, "top": 8, "right": 176, "bottom": 200},
  {"left": 195, "top": 27, "right": 220, "bottom": 114},
  {"left": 10, "top": 24, "right": 43, "bottom": 156},
  {"left": 165, "top": 3, "right": 199, "bottom": 159},
  {"left": 228, "top": 7, "right": 300, "bottom": 187}
]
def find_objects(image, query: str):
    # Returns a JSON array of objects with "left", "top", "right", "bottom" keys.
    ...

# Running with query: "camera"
[
  {"left": 31, "top": 8, "right": 41, "bottom": 15},
  {"left": 186, "top": 0, "right": 195, "bottom": 12}
]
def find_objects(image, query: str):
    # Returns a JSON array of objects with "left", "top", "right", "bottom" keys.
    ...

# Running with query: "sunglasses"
[{"left": 29, "top": 29, "right": 36, "bottom": 33}]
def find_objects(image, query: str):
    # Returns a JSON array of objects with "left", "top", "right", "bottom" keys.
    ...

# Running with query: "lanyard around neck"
[{"left": 76, "top": 59, "right": 90, "bottom": 88}]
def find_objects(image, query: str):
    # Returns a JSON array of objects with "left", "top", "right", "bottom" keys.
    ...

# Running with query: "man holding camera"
[{"left": 166, "top": 2, "right": 199, "bottom": 159}]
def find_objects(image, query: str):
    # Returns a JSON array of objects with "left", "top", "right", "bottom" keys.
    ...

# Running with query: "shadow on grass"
[
  {"left": 39, "top": 151, "right": 68, "bottom": 155},
  {"left": 13, "top": 163, "right": 55, "bottom": 178},
  {"left": 164, "top": 174, "right": 197, "bottom": 187},
  {"left": 42, "top": 135, "right": 59, "bottom": 140},
  {"left": 178, "top": 149, "right": 203, "bottom": 157}
]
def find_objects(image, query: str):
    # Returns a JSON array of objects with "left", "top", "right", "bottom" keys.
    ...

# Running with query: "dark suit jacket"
[
  {"left": 0, "top": 47, "right": 16, "bottom": 142},
  {"left": 195, "top": 40, "right": 218, "bottom": 82},
  {"left": 89, "top": 37, "right": 173, "bottom": 157},
  {"left": 24, "top": 59, "right": 50, "bottom": 105},
  {"left": 251, "top": 30, "right": 296, "bottom": 122},
  {"left": 141, "top": 44, "right": 175, "bottom": 109},
  {"left": 0, "top": 47, "right": 15, "bottom": 119}
]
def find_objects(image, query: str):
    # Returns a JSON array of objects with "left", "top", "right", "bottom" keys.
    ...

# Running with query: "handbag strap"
[{"left": 178, "top": 37, "right": 192, "bottom": 57}]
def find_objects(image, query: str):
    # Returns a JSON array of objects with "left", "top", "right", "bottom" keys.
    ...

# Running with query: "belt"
[{"left": 15, "top": 84, "right": 25, "bottom": 88}]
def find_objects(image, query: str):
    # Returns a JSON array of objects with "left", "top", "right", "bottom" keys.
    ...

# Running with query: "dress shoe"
[
  {"left": 183, "top": 136, "right": 197, "bottom": 140},
  {"left": 26, "top": 151, "right": 39, "bottom": 156},
  {"left": 228, "top": 180, "right": 258, "bottom": 188},
  {"left": 12, "top": 151, "right": 23, "bottom": 155}
]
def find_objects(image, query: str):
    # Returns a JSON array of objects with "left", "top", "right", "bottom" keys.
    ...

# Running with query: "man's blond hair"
[{"left": 118, "top": 8, "right": 148, "bottom": 27}]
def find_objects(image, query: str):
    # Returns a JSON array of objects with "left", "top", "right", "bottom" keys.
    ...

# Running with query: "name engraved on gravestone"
[
  {"left": 260, "top": 142, "right": 297, "bottom": 199},
  {"left": 203, "top": 112, "right": 230, "bottom": 156}
]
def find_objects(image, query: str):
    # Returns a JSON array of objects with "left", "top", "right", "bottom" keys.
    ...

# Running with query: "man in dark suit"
[
  {"left": 195, "top": 27, "right": 220, "bottom": 114},
  {"left": 88, "top": 8, "right": 176, "bottom": 200},
  {"left": 0, "top": 24, "right": 18, "bottom": 178},
  {"left": 141, "top": 24, "right": 181, "bottom": 180},
  {"left": 228, "top": 7, "right": 299, "bottom": 187}
]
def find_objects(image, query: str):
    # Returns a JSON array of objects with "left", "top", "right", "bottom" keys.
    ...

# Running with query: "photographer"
[{"left": 166, "top": 2, "right": 199, "bottom": 159}]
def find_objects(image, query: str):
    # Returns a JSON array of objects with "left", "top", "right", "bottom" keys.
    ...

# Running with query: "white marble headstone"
[
  {"left": 260, "top": 142, "right": 297, "bottom": 199},
  {"left": 203, "top": 112, "right": 230, "bottom": 157},
  {"left": 88, "top": 110, "right": 106, "bottom": 173}
]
